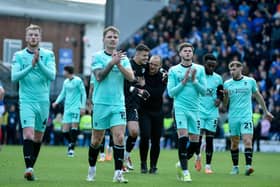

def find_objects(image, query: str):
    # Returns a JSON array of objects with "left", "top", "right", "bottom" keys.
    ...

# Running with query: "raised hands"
[
  {"left": 112, "top": 50, "right": 126, "bottom": 65},
  {"left": 182, "top": 68, "right": 196, "bottom": 85},
  {"left": 191, "top": 68, "right": 197, "bottom": 82},
  {"left": 182, "top": 68, "right": 191, "bottom": 84},
  {"left": 32, "top": 49, "right": 39, "bottom": 67}
]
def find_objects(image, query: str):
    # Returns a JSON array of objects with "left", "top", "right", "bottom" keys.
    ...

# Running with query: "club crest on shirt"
[{"left": 206, "top": 88, "right": 214, "bottom": 96}]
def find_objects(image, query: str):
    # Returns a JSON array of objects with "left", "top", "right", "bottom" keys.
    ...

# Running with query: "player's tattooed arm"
[{"left": 93, "top": 63, "right": 114, "bottom": 82}]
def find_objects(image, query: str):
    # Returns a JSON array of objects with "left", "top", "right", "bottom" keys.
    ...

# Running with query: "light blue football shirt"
[
  {"left": 200, "top": 72, "right": 223, "bottom": 119},
  {"left": 91, "top": 51, "right": 131, "bottom": 106},
  {"left": 167, "top": 63, "right": 207, "bottom": 111},
  {"left": 11, "top": 48, "right": 56, "bottom": 103},
  {"left": 55, "top": 75, "right": 87, "bottom": 112},
  {"left": 224, "top": 76, "right": 258, "bottom": 118}
]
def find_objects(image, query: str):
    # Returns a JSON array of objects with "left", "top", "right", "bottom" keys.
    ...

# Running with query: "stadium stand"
[{"left": 121, "top": 0, "right": 280, "bottom": 141}]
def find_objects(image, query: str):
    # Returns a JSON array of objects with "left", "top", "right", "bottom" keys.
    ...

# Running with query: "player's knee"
[
  {"left": 23, "top": 135, "right": 34, "bottom": 140},
  {"left": 91, "top": 136, "right": 103, "bottom": 146},
  {"left": 34, "top": 133, "right": 44, "bottom": 142},
  {"left": 130, "top": 130, "right": 138, "bottom": 138},
  {"left": 231, "top": 144, "right": 239, "bottom": 150},
  {"left": 230, "top": 140, "right": 239, "bottom": 149},
  {"left": 23, "top": 128, "right": 34, "bottom": 140},
  {"left": 189, "top": 134, "right": 200, "bottom": 142},
  {"left": 243, "top": 139, "right": 252, "bottom": 147},
  {"left": 113, "top": 133, "right": 125, "bottom": 145},
  {"left": 91, "top": 140, "right": 101, "bottom": 147}
]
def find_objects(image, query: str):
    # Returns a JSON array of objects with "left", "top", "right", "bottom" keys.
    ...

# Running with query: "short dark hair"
[
  {"left": 64, "top": 65, "right": 74, "bottom": 74},
  {"left": 203, "top": 53, "right": 217, "bottom": 63},
  {"left": 103, "top": 26, "right": 120, "bottom": 38},
  {"left": 228, "top": 60, "right": 242, "bottom": 69},
  {"left": 135, "top": 43, "right": 150, "bottom": 52},
  {"left": 177, "top": 42, "right": 194, "bottom": 52}
]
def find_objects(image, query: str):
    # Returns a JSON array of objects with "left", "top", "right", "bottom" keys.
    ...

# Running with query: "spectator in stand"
[
  {"left": 259, "top": 117, "right": 271, "bottom": 140},
  {"left": 270, "top": 105, "right": 280, "bottom": 140},
  {"left": 7, "top": 104, "right": 19, "bottom": 145},
  {"left": 1, "top": 109, "right": 8, "bottom": 145},
  {"left": 52, "top": 113, "right": 64, "bottom": 145},
  {"left": 79, "top": 111, "right": 92, "bottom": 147},
  {"left": 252, "top": 106, "right": 262, "bottom": 152},
  {"left": 0, "top": 81, "right": 5, "bottom": 145}
]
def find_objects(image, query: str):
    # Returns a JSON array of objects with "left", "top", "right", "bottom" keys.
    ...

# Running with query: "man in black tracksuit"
[{"left": 138, "top": 55, "right": 167, "bottom": 174}]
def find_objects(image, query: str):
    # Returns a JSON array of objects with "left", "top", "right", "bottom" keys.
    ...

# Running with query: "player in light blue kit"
[
  {"left": 11, "top": 24, "right": 56, "bottom": 181},
  {"left": 167, "top": 42, "right": 206, "bottom": 182},
  {"left": 223, "top": 60, "right": 273, "bottom": 176},
  {"left": 52, "top": 65, "right": 86, "bottom": 157},
  {"left": 194, "top": 54, "right": 223, "bottom": 174},
  {"left": 87, "top": 73, "right": 113, "bottom": 162},
  {"left": 86, "top": 26, "right": 134, "bottom": 183}
]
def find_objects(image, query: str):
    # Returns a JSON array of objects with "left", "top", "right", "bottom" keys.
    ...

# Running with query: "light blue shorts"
[
  {"left": 229, "top": 117, "right": 253, "bottom": 136},
  {"left": 92, "top": 104, "right": 126, "bottom": 130},
  {"left": 63, "top": 110, "right": 80, "bottom": 124},
  {"left": 200, "top": 118, "right": 218, "bottom": 133},
  {"left": 174, "top": 108, "right": 200, "bottom": 135},
  {"left": 20, "top": 101, "right": 49, "bottom": 132}
]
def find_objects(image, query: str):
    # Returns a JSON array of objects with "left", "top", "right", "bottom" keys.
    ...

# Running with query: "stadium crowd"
[{"left": 122, "top": 0, "right": 280, "bottom": 142}]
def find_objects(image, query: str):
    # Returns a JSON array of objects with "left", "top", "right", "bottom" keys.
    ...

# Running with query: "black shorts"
[{"left": 126, "top": 108, "right": 139, "bottom": 122}]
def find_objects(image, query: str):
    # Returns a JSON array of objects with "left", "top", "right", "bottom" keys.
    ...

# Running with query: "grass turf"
[{"left": 0, "top": 145, "right": 279, "bottom": 187}]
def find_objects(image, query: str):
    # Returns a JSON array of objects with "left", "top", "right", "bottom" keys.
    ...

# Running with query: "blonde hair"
[
  {"left": 25, "top": 24, "right": 42, "bottom": 33},
  {"left": 103, "top": 26, "right": 120, "bottom": 38}
]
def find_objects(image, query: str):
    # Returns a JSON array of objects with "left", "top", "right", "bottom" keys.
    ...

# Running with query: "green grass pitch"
[{"left": 0, "top": 145, "right": 279, "bottom": 187}]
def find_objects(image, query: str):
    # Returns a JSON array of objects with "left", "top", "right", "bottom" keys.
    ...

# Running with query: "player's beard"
[
  {"left": 205, "top": 67, "right": 214, "bottom": 75},
  {"left": 107, "top": 41, "right": 117, "bottom": 50},
  {"left": 106, "top": 45, "right": 117, "bottom": 52},
  {"left": 206, "top": 70, "right": 213, "bottom": 75},
  {"left": 28, "top": 41, "right": 39, "bottom": 48}
]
